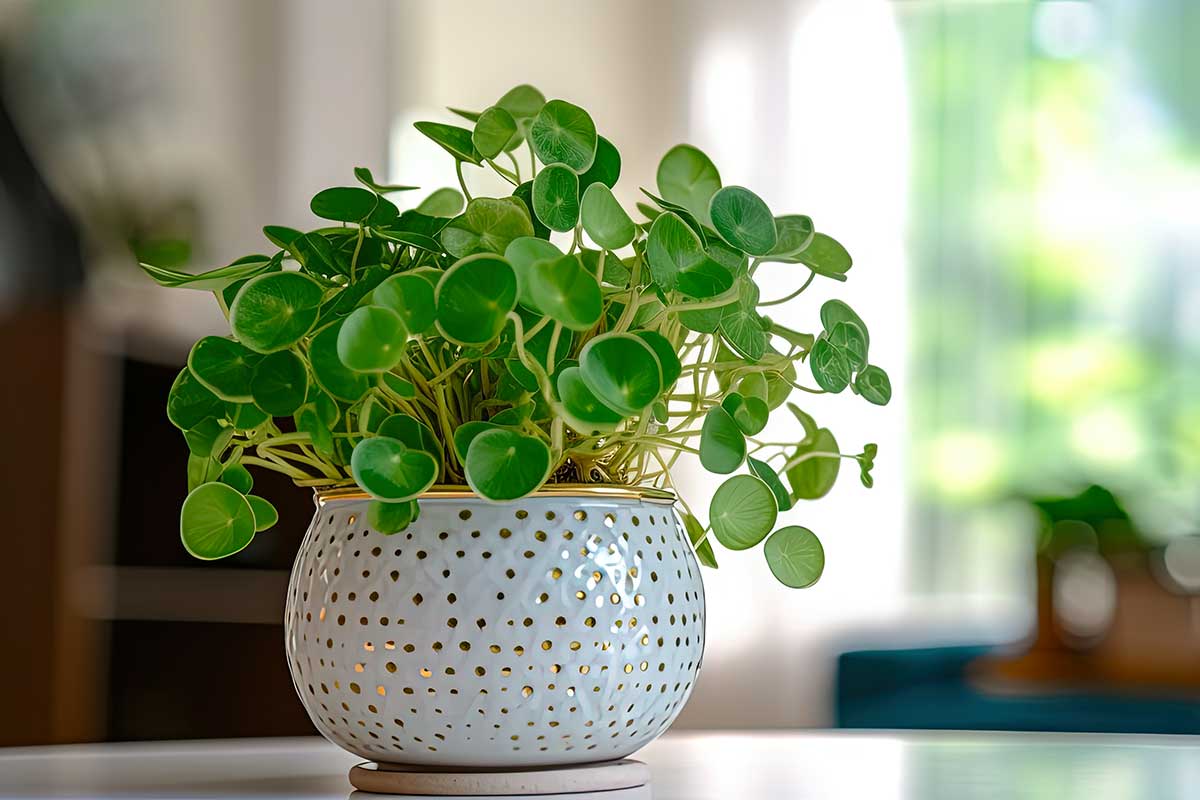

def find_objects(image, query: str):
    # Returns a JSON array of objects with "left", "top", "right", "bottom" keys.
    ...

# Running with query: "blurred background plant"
[
  {"left": 907, "top": 0, "right": 1200, "bottom": 603},
  {"left": 1, "top": 0, "right": 199, "bottom": 281}
]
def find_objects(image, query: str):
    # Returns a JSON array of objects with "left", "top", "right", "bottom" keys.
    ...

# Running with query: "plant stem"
[
  {"left": 241, "top": 455, "right": 310, "bottom": 480},
  {"left": 455, "top": 160, "right": 473, "bottom": 201},
  {"left": 546, "top": 323, "right": 562, "bottom": 374},
  {"left": 779, "top": 450, "right": 852, "bottom": 472},
  {"left": 759, "top": 270, "right": 815, "bottom": 307},
  {"left": 349, "top": 225, "right": 364, "bottom": 283}
]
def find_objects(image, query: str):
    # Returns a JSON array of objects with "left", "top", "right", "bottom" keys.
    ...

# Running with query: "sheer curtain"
[{"left": 671, "top": 0, "right": 911, "bottom": 728}]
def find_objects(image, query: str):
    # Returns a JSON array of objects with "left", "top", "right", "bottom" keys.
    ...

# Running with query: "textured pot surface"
[{"left": 284, "top": 490, "right": 705, "bottom": 767}]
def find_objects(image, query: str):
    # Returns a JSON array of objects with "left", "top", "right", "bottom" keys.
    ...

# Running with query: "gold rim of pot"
[{"left": 312, "top": 483, "right": 677, "bottom": 506}]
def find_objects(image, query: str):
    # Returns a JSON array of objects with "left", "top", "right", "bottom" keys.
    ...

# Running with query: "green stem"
[
  {"left": 241, "top": 455, "right": 310, "bottom": 480},
  {"left": 779, "top": 450, "right": 854, "bottom": 472},
  {"left": 349, "top": 225, "right": 365, "bottom": 283},
  {"left": 486, "top": 158, "right": 519, "bottom": 186},
  {"left": 429, "top": 358, "right": 469, "bottom": 385},
  {"left": 786, "top": 379, "right": 828, "bottom": 395},
  {"left": 546, "top": 323, "right": 562, "bottom": 374},
  {"left": 506, "top": 312, "right": 557, "bottom": 409},
  {"left": 523, "top": 315, "right": 552, "bottom": 342},
  {"left": 759, "top": 270, "right": 815, "bottom": 307},
  {"left": 455, "top": 160, "right": 473, "bottom": 201}
]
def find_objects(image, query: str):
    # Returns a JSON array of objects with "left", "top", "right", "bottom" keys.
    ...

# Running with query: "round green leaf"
[
  {"left": 656, "top": 144, "right": 721, "bottom": 226},
  {"left": 795, "top": 232, "right": 852, "bottom": 280},
  {"left": 557, "top": 366, "right": 624, "bottom": 434},
  {"left": 709, "top": 186, "right": 778, "bottom": 256},
  {"left": 820, "top": 299, "right": 869, "bottom": 347},
  {"left": 311, "top": 187, "right": 398, "bottom": 225},
  {"left": 738, "top": 372, "right": 769, "bottom": 401},
  {"left": 529, "top": 99, "right": 597, "bottom": 172},
  {"left": 855, "top": 365, "right": 892, "bottom": 406},
  {"left": 709, "top": 475, "right": 778, "bottom": 551},
  {"left": 353, "top": 166, "right": 418, "bottom": 195},
  {"left": 368, "top": 499, "right": 418, "bottom": 535},
  {"left": 677, "top": 302, "right": 727, "bottom": 334},
  {"left": 720, "top": 310, "right": 767, "bottom": 362},
  {"left": 167, "top": 367, "right": 225, "bottom": 430},
  {"left": 230, "top": 271, "right": 324, "bottom": 354},
  {"left": 699, "top": 406, "right": 746, "bottom": 474},
  {"left": 504, "top": 236, "right": 563, "bottom": 308},
  {"left": 188, "top": 454, "right": 220, "bottom": 492},
  {"left": 578, "top": 135, "right": 621, "bottom": 189},
  {"left": 787, "top": 428, "right": 841, "bottom": 500},
  {"left": 187, "top": 337, "right": 259, "bottom": 403},
  {"left": 414, "top": 121, "right": 481, "bottom": 164},
  {"left": 722, "top": 392, "right": 768, "bottom": 436},
  {"left": 472, "top": 106, "right": 519, "bottom": 159},
  {"left": 250, "top": 350, "right": 308, "bottom": 416},
  {"left": 765, "top": 357, "right": 797, "bottom": 410},
  {"left": 580, "top": 183, "right": 634, "bottom": 250},
  {"left": 676, "top": 256, "right": 734, "bottom": 299},
  {"left": 464, "top": 428, "right": 552, "bottom": 501},
  {"left": 377, "top": 413, "right": 439, "bottom": 456},
  {"left": 632, "top": 330, "right": 681, "bottom": 388},
  {"left": 764, "top": 526, "right": 824, "bottom": 588},
  {"left": 435, "top": 254, "right": 519, "bottom": 346},
  {"left": 351, "top": 436, "right": 439, "bottom": 501},
  {"left": 380, "top": 372, "right": 416, "bottom": 398},
  {"left": 415, "top": 187, "right": 465, "bottom": 217},
  {"left": 747, "top": 456, "right": 792, "bottom": 512},
  {"left": 809, "top": 336, "right": 852, "bottom": 393},
  {"left": 497, "top": 84, "right": 546, "bottom": 135},
  {"left": 295, "top": 403, "right": 335, "bottom": 458},
  {"left": 828, "top": 321, "right": 868, "bottom": 372},
  {"left": 180, "top": 482, "right": 256, "bottom": 560},
  {"left": 441, "top": 197, "right": 534, "bottom": 257},
  {"left": 183, "top": 417, "right": 232, "bottom": 459},
  {"left": 646, "top": 211, "right": 704, "bottom": 292},
  {"left": 528, "top": 254, "right": 602, "bottom": 332},
  {"left": 246, "top": 495, "right": 279, "bottom": 532},
  {"left": 226, "top": 401, "right": 269, "bottom": 431},
  {"left": 532, "top": 164, "right": 580, "bottom": 233},
  {"left": 373, "top": 273, "right": 436, "bottom": 335},
  {"left": 453, "top": 421, "right": 502, "bottom": 463},
  {"left": 337, "top": 305, "right": 409, "bottom": 373},
  {"left": 219, "top": 462, "right": 253, "bottom": 494},
  {"left": 309, "top": 321, "right": 370, "bottom": 402},
  {"left": 356, "top": 394, "right": 389, "bottom": 435},
  {"left": 578, "top": 333, "right": 663, "bottom": 416},
  {"left": 681, "top": 511, "right": 719, "bottom": 569},
  {"left": 511, "top": 181, "right": 552, "bottom": 240},
  {"left": 767, "top": 215, "right": 815, "bottom": 261}
]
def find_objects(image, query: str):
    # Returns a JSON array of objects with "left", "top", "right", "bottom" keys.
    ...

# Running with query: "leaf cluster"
[{"left": 144, "top": 85, "right": 891, "bottom": 587}]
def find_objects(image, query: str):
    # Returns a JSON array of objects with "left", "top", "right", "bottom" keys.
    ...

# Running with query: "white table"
[{"left": 1, "top": 731, "right": 1198, "bottom": 799}]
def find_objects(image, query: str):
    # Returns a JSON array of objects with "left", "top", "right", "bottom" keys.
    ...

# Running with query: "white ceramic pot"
[{"left": 284, "top": 486, "right": 705, "bottom": 768}]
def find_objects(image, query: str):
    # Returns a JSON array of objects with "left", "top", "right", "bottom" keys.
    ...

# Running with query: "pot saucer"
[{"left": 348, "top": 758, "right": 649, "bottom": 796}]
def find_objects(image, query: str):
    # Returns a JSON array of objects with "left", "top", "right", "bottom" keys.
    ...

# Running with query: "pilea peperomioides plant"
[{"left": 143, "top": 84, "right": 891, "bottom": 588}]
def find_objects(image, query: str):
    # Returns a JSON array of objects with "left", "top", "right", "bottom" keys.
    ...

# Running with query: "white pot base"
[{"left": 348, "top": 758, "right": 649, "bottom": 795}]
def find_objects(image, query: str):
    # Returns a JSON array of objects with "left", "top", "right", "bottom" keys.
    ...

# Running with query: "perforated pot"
[{"left": 284, "top": 486, "right": 705, "bottom": 768}]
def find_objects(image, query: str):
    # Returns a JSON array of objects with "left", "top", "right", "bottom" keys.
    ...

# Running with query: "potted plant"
[{"left": 142, "top": 84, "right": 889, "bottom": 772}]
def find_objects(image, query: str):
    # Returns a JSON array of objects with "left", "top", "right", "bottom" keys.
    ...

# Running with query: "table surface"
[{"left": 1, "top": 730, "right": 1198, "bottom": 799}]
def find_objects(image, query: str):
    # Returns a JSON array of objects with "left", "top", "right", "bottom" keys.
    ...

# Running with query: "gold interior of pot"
[{"left": 313, "top": 483, "right": 677, "bottom": 506}]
